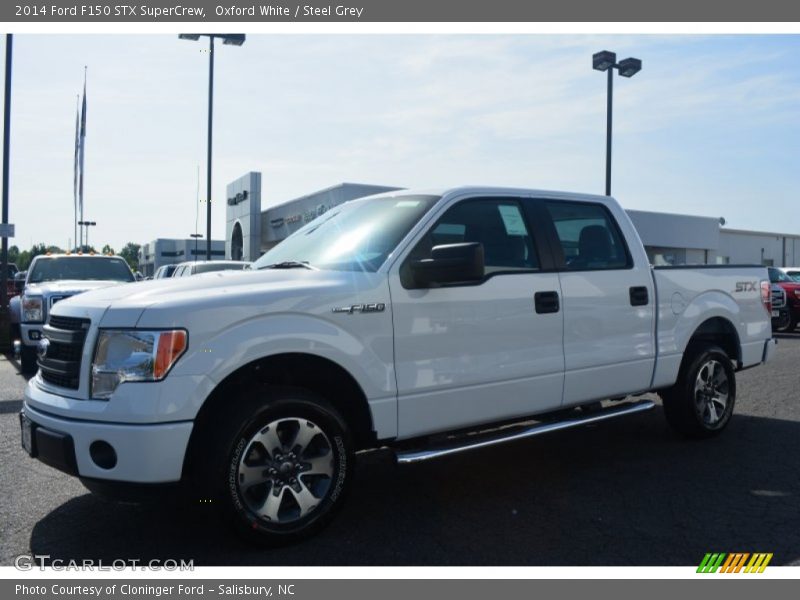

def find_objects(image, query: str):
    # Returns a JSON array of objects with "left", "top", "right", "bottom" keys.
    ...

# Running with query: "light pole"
[
  {"left": 179, "top": 33, "right": 245, "bottom": 261},
  {"left": 189, "top": 233, "right": 202, "bottom": 262},
  {"left": 592, "top": 51, "right": 642, "bottom": 196},
  {"left": 78, "top": 220, "right": 96, "bottom": 251},
  {"left": 1, "top": 35, "right": 12, "bottom": 319}
]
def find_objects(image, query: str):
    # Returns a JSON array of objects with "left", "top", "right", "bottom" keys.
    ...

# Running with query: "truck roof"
[
  {"left": 33, "top": 253, "right": 124, "bottom": 258},
  {"left": 366, "top": 186, "right": 617, "bottom": 206}
]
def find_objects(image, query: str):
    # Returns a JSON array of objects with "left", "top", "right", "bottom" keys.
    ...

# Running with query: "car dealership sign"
[{"left": 227, "top": 190, "right": 249, "bottom": 206}]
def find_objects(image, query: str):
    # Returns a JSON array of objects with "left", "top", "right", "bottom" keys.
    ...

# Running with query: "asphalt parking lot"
[{"left": 1, "top": 336, "right": 799, "bottom": 567}]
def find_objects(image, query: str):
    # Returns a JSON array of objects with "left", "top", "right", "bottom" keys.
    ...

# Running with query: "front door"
[{"left": 388, "top": 195, "right": 565, "bottom": 438}]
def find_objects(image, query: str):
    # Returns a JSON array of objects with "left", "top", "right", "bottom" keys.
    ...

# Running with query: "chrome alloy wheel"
[
  {"left": 693, "top": 359, "right": 730, "bottom": 427},
  {"left": 236, "top": 418, "right": 335, "bottom": 524}
]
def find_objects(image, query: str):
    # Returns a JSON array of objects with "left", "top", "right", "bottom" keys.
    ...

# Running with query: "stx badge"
[{"left": 734, "top": 281, "right": 758, "bottom": 292}]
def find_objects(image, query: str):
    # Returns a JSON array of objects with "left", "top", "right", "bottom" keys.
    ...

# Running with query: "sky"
[{"left": 2, "top": 34, "right": 799, "bottom": 251}]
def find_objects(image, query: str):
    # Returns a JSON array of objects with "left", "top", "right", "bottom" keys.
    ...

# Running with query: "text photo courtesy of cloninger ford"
[{"left": 0, "top": 32, "right": 799, "bottom": 567}]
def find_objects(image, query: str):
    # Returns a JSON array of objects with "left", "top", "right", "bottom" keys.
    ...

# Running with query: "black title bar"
[{"left": 4, "top": 0, "right": 800, "bottom": 22}]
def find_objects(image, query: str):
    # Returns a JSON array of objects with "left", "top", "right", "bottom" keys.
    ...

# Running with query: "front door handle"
[
  {"left": 534, "top": 291, "right": 560, "bottom": 314},
  {"left": 630, "top": 286, "right": 649, "bottom": 306}
]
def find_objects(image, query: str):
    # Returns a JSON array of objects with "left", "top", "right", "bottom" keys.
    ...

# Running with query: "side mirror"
[
  {"left": 410, "top": 242, "right": 484, "bottom": 287},
  {"left": 14, "top": 279, "right": 24, "bottom": 293}
]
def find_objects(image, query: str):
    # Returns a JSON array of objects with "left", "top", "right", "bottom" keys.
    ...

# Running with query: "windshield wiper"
[{"left": 259, "top": 261, "right": 316, "bottom": 270}]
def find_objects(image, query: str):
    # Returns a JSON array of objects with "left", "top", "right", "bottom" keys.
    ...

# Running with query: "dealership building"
[
  {"left": 138, "top": 237, "right": 226, "bottom": 277},
  {"left": 221, "top": 171, "right": 800, "bottom": 268}
]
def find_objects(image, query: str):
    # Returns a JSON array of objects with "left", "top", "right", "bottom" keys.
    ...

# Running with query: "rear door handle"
[
  {"left": 630, "top": 286, "right": 649, "bottom": 306},
  {"left": 534, "top": 291, "right": 560, "bottom": 314}
]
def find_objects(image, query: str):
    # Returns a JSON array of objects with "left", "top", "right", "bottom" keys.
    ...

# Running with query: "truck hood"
[
  {"left": 24, "top": 279, "right": 126, "bottom": 296},
  {"left": 50, "top": 268, "right": 383, "bottom": 329}
]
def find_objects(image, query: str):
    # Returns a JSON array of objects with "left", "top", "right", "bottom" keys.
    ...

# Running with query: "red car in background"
[
  {"left": 3, "top": 262, "right": 19, "bottom": 299},
  {"left": 769, "top": 267, "right": 800, "bottom": 332}
]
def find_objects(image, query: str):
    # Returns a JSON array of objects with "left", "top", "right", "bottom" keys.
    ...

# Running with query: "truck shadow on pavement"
[{"left": 28, "top": 406, "right": 800, "bottom": 566}]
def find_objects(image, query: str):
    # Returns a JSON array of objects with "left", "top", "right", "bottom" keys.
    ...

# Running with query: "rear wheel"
[
  {"left": 662, "top": 346, "right": 736, "bottom": 439},
  {"left": 196, "top": 386, "right": 354, "bottom": 545}
]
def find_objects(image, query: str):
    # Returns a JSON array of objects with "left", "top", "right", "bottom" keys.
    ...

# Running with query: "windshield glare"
[
  {"left": 253, "top": 194, "right": 439, "bottom": 272},
  {"left": 28, "top": 257, "right": 134, "bottom": 283}
]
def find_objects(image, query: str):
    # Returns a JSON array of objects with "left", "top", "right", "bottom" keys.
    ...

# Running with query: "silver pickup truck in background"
[{"left": 10, "top": 254, "right": 135, "bottom": 374}]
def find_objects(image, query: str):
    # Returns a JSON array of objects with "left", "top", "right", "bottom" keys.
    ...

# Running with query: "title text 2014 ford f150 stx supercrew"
[{"left": 21, "top": 187, "right": 775, "bottom": 544}]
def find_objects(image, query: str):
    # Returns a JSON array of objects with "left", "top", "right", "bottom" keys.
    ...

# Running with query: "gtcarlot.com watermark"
[{"left": 14, "top": 554, "right": 194, "bottom": 571}]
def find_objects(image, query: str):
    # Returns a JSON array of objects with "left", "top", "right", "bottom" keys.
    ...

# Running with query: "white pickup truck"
[{"left": 21, "top": 187, "right": 775, "bottom": 544}]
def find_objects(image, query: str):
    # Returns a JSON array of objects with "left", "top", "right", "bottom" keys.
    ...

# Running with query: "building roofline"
[
  {"left": 722, "top": 227, "right": 800, "bottom": 239},
  {"left": 263, "top": 182, "right": 405, "bottom": 212},
  {"left": 625, "top": 208, "right": 721, "bottom": 223}
]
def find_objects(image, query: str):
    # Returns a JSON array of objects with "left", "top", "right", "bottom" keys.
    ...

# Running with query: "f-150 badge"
[{"left": 332, "top": 303, "right": 386, "bottom": 314}]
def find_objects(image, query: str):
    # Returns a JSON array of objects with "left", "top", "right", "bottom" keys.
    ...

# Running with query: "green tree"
[
  {"left": 101, "top": 244, "right": 115, "bottom": 256},
  {"left": 119, "top": 242, "right": 141, "bottom": 271},
  {"left": 7, "top": 245, "right": 19, "bottom": 266}
]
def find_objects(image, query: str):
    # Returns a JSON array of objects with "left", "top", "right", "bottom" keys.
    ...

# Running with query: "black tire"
[
  {"left": 7, "top": 324, "right": 20, "bottom": 354},
  {"left": 194, "top": 385, "right": 354, "bottom": 545},
  {"left": 774, "top": 312, "right": 796, "bottom": 333},
  {"left": 20, "top": 345, "right": 38, "bottom": 375},
  {"left": 662, "top": 345, "right": 736, "bottom": 439}
]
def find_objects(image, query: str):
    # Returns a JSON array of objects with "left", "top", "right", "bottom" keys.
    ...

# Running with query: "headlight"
[
  {"left": 91, "top": 329, "right": 188, "bottom": 399},
  {"left": 22, "top": 296, "right": 43, "bottom": 322}
]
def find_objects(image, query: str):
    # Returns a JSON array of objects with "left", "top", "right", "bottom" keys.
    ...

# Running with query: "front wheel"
[
  {"left": 662, "top": 346, "right": 736, "bottom": 439},
  {"left": 20, "top": 345, "right": 38, "bottom": 375},
  {"left": 201, "top": 387, "right": 354, "bottom": 545},
  {"left": 773, "top": 310, "right": 796, "bottom": 333}
]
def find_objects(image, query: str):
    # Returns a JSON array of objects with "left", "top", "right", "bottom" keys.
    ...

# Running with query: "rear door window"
[{"left": 545, "top": 201, "right": 630, "bottom": 271}]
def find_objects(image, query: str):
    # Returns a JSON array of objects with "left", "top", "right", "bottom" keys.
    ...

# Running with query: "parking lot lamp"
[
  {"left": 593, "top": 51, "right": 642, "bottom": 196},
  {"left": 190, "top": 233, "right": 202, "bottom": 262},
  {"left": 78, "top": 220, "right": 96, "bottom": 251},
  {"left": 178, "top": 34, "right": 245, "bottom": 260}
]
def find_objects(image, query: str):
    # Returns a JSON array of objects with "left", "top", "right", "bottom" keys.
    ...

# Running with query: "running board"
[{"left": 394, "top": 400, "right": 655, "bottom": 464}]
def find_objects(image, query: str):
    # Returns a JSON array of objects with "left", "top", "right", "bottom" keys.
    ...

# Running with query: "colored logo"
[{"left": 697, "top": 553, "right": 773, "bottom": 573}]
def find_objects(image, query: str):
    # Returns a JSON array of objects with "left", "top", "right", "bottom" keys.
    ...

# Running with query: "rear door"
[
  {"left": 389, "top": 195, "right": 565, "bottom": 438},
  {"left": 541, "top": 199, "right": 655, "bottom": 405}
]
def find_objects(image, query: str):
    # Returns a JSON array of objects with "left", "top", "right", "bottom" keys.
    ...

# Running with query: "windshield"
[
  {"left": 253, "top": 194, "right": 440, "bottom": 272},
  {"left": 768, "top": 268, "right": 794, "bottom": 283},
  {"left": 28, "top": 257, "right": 134, "bottom": 283}
]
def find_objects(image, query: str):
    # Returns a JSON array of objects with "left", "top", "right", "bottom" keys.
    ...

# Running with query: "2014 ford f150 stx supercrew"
[{"left": 21, "top": 187, "right": 776, "bottom": 544}]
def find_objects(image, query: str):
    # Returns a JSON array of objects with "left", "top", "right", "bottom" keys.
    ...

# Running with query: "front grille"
[
  {"left": 771, "top": 287, "right": 786, "bottom": 309},
  {"left": 49, "top": 294, "right": 73, "bottom": 309},
  {"left": 46, "top": 341, "right": 83, "bottom": 362},
  {"left": 48, "top": 315, "right": 89, "bottom": 331},
  {"left": 39, "top": 316, "right": 90, "bottom": 390}
]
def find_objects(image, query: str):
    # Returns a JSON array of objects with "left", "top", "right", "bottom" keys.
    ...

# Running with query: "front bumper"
[{"left": 21, "top": 401, "right": 193, "bottom": 484}]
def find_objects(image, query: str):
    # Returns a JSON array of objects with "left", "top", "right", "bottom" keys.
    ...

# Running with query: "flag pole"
[
  {"left": 73, "top": 94, "right": 79, "bottom": 251},
  {"left": 78, "top": 66, "right": 86, "bottom": 249}
]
